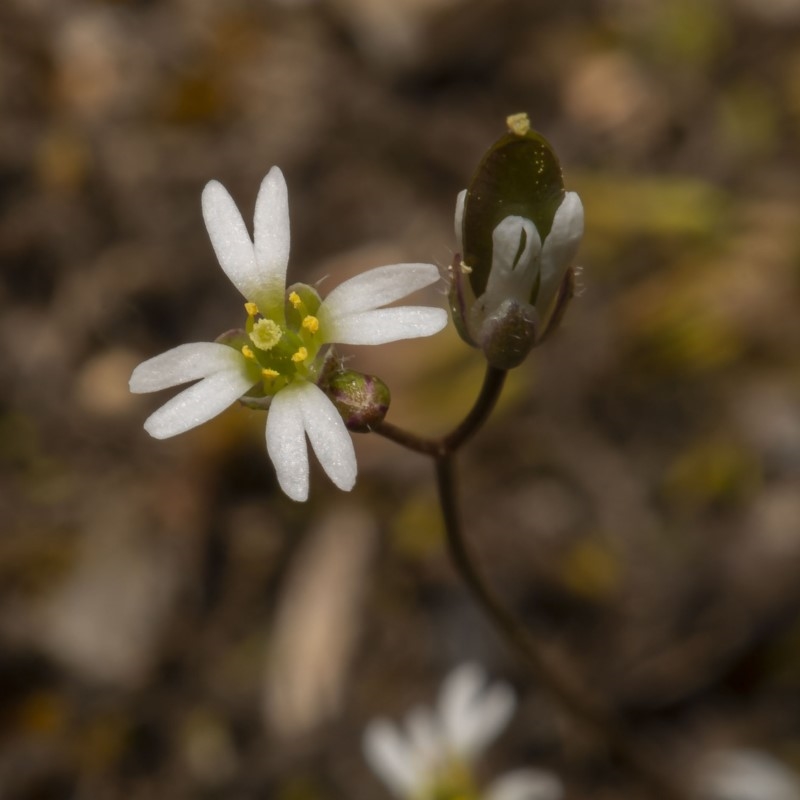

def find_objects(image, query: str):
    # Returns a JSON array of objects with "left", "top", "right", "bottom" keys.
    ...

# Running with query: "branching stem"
[{"left": 373, "top": 365, "right": 684, "bottom": 800}]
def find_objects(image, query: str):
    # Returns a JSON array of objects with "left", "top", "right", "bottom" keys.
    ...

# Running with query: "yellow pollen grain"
[
  {"left": 506, "top": 112, "right": 530, "bottom": 136},
  {"left": 301, "top": 315, "right": 319, "bottom": 334},
  {"left": 244, "top": 301, "right": 259, "bottom": 316},
  {"left": 262, "top": 368, "right": 279, "bottom": 378},
  {"left": 289, "top": 291, "right": 302, "bottom": 309},
  {"left": 241, "top": 345, "right": 255, "bottom": 359},
  {"left": 291, "top": 347, "right": 308, "bottom": 363}
]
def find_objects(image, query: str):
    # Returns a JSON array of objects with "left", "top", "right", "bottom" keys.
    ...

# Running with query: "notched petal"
[{"left": 130, "top": 342, "right": 249, "bottom": 393}]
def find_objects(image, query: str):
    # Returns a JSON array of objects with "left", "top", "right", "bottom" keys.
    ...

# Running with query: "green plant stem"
[{"left": 373, "top": 364, "right": 685, "bottom": 800}]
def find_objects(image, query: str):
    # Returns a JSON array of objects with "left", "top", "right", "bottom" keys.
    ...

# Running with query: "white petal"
[
  {"left": 266, "top": 386, "right": 310, "bottom": 502},
  {"left": 454, "top": 189, "right": 466, "bottom": 251},
  {"left": 405, "top": 706, "right": 446, "bottom": 775},
  {"left": 130, "top": 342, "right": 249, "bottom": 393},
  {"left": 696, "top": 749, "right": 800, "bottom": 800},
  {"left": 143, "top": 368, "right": 257, "bottom": 439},
  {"left": 327, "top": 306, "right": 447, "bottom": 345},
  {"left": 253, "top": 167, "right": 291, "bottom": 313},
  {"left": 493, "top": 216, "right": 541, "bottom": 274},
  {"left": 459, "top": 680, "right": 516, "bottom": 756},
  {"left": 539, "top": 192, "right": 583, "bottom": 293},
  {"left": 202, "top": 180, "right": 262, "bottom": 304},
  {"left": 439, "top": 663, "right": 485, "bottom": 747},
  {"left": 295, "top": 382, "right": 357, "bottom": 493},
  {"left": 438, "top": 663, "right": 516, "bottom": 758},
  {"left": 321, "top": 263, "right": 441, "bottom": 318},
  {"left": 483, "top": 216, "right": 542, "bottom": 313},
  {"left": 266, "top": 382, "right": 357, "bottom": 501},
  {"left": 486, "top": 770, "right": 565, "bottom": 800},
  {"left": 363, "top": 720, "right": 421, "bottom": 798}
]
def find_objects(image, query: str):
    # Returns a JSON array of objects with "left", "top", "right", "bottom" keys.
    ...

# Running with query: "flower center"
[
  {"left": 239, "top": 285, "right": 325, "bottom": 396},
  {"left": 418, "top": 760, "right": 480, "bottom": 800}
]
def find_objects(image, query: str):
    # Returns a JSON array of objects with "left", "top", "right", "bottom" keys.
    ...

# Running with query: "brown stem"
[
  {"left": 436, "top": 454, "right": 684, "bottom": 800},
  {"left": 372, "top": 366, "right": 506, "bottom": 457},
  {"left": 374, "top": 364, "right": 685, "bottom": 800}
]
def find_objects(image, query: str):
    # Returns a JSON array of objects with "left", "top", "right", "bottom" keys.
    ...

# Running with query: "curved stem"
[
  {"left": 374, "top": 364, "right": 685, "bottom": 799},
  {"left": 372, "top": 366, "right": 506, "bottom": 458},
  {"left": 436, "top": 455, "right": 684, "bottom": 800}
]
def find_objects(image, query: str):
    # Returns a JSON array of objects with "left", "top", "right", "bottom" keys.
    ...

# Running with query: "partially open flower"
[
  {"left": 450, "top": 113, "right": 584, "bottom": 369},
  {"left": 130, "top": 167, "right": 447, "bottom": 501}
]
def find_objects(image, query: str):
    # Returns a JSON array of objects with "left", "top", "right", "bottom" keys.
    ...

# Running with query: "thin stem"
[
  {"left": 374, "top": 363, "right": 685, "bottom": 799},
  {"left": 441, "top": 365, "right": 506, "bottom": 451},
  {"left": 436, "top": 455, "right": 684, "bottom": 800},
  {"left": 372, "top": 366, "right": 506, "bottom": 457}
]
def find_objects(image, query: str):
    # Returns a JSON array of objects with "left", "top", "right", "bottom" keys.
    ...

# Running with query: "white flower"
[
  {"left": 694, "top": 749, "right": 800, "bottom": 800},
  {"left": 453, "top": 189, "right": 584, "bottom": 357},
  {"left": 363, "top": 663, "right": 563, "bottom": 800},
  {"left": 130, "top": 167, "right": 447, "bottom": 501}
]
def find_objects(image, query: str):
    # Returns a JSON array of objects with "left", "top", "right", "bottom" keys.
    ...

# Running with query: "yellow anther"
[
  {"left": 262, "top": 368, "right": 279, "bottom": 379},
  {"left": 289, "top": 291, "right": 302, "bottom": 309},
  {"left": 301, "top": 315, "right": 319, "bottom": 334},
  {"left": 241, "top": 345, "right": 255, "bottom": 359},
  {"left": 291, "top": 347, "right": 308, "bottom": 363},
  {"left": 506, "top": 112, "right": 530, "bottom": 136},
  {"left": 244, "top": 301, "right": 259, "bottom": 316}
]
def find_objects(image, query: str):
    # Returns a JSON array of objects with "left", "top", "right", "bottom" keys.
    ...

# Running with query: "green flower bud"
[
  {"left": 322, "top": 369, "right": 391, "bottom": 432},
  {"left": 450, "top": 113, "right": 584, "bottom": 368}
]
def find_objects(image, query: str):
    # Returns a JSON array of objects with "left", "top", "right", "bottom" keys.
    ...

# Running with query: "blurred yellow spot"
[
  {"left": 244, "top": 302, "right": 259, "bottom": 316},
  {"left": 562, "top": 538, "right": 620, "bottom": 600},
  {"left": 241, "top": 345, "right": 255, "bottom": 359},
  {"left": 390, "top": 491, "right": 444, "bottom": 557},
  {"left": 262, "top": 368, "right": 279, "bottom": 378},
  {"left": 16, "top": 691, "right": 67, "bottom": 735},
  {"left": 289, "top": 292, "right": 302, "bottom": 309},
  {"left": 664, "top": 439, "right": 760, "bottom": 511},
  {"left": 291, "top": 347, "right": 308, "bottom": 363}
]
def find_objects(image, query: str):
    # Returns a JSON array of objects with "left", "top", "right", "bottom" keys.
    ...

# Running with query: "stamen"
[
  {"left": 301, "top": 315, "right": 319, "bottom": 334},
  {"left": 244, "top": 301, "right": 259, "bottom": 316},
  {"left": 291, "top": 347, "right": 308, "bottom": 363},
  {"left": 241, "top": 345, "right": 255, "bottom": 359},
  {"left": 506, "top": 112, "right": 531, "bottom": 136},
  {"left": 289, "top": 291, "right": 302, "bottom": 310},
  {"left": 250, "top": 318, "right": 282, "bottom": 351},
  {"left": 262, "top": 368, "right": 279, "bottom": 378}
]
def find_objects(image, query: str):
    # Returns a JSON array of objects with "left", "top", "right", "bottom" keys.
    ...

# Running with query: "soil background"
[{"left": 2, "top": 0, "right": 800, "bottom": 798}]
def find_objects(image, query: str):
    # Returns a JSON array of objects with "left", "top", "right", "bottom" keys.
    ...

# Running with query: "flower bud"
[
  {"left": 450, "top": 113, "right": 583, "bottom": 368},
  {"left": 322, "top": 369, "right": 391, "bottom": 432}
]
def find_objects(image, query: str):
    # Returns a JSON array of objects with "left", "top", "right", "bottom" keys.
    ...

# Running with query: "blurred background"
[{"left": 2, "top": 0, "right": 800, "bottom": 797}]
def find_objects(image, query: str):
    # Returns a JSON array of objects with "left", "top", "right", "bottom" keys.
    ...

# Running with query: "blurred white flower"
[
  {"left": 695, "top": 748, "right": 800, "bottom": 800},
  {"left": 363, "top": 663, "right": 563, "bottom": 800},
  {"left": 130, "top": 167, "right": 447, "bottom": 501}
]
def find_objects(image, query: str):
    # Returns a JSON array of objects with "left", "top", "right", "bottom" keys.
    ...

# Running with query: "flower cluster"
[
  {"left": 130, "top": 167, "right": 447, "bottom": 501},
  {"left": 363, "top": 663, "right": 563, "bottom": 800}
]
